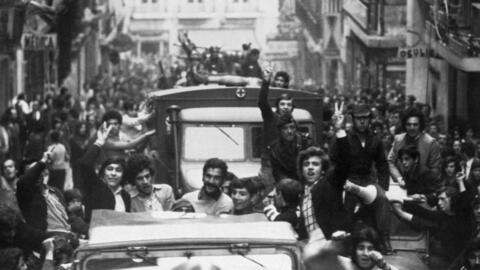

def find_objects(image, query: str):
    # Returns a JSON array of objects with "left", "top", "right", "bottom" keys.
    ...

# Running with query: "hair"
[
  {"left": 171, "top": 199, "right": 195, "bottom": 213},
  {"left": 101, "top": 110, "right": 123, "bottom": 125},
  {"left": 63, "top": 188, "right": 83, "bottom": 205},
  {"left": 50, "top": 130, "right": 61, "bottom": 143},
  {"left": 98, "top": 157, "right": 126, "bottom": 185},
  {"left": 275, "top": 94, "right": 294, "bottom": 111},
  {"left": 1, "top": 158, "right": 18, "bottom": 177},
  {"left": 0, "top": 248, "right": 24, "bottom": 270},
  {"left": 401, "top": 108, "right": 426, "bottom": 131},
  {"left": 124, "top": 154, "right": 155, "bottom": 185},
  {"left": 464, "top": 238, "right": 480, "bottom": 268},
  {"left": 351, "top": 225, "right": 381, "bottom": 261},
  {"left": 397, "top": 145, "right": 420, "bottom": 160},
  {"left": 203, "top": 158, "right": 228, "bottom": 180},
  {"left": 230, "top": 177, "right": 260, "bottom": 196},
  {"left": 276, "top": 178, "right": 303, "bottom": 206},
  {"left": 123, "top": 100, "right": 135, "bottom": 112},
  {"left": 442, "top": 156, "right": 462, "bottom": 175},
  {"left": 297, "top": 146, "right": 329, "bottom": 183},
  {"left": 274, "top": 71, "right": 290, "bottom": 88}
]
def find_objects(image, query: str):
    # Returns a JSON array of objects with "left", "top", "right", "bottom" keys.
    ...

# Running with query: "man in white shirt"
[{"left": 181, "top": 158, "right": 233, "bottom": 216}]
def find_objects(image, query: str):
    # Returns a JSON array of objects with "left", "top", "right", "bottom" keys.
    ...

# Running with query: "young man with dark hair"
[
  {"left": 268, "top": 113, "right": 312, "bottom": 182},
  {"left": 125, "top": 153, "right": 174, "bottom": 212},
  {"left": 263, "top": 178, "right": 306, "bottom": 239},
  {"left": 388, "top": 108, "right": 442, "bottom": 187},
  {"left": 230, "top": 177, "right": 261, "bottom": 215},
  {"left": 396, "top": 145, "right": 443, "bottom": 204},
  {"left": 101, "top": 110, "right": 155, "bottom": 161},
  {"left": 78, "top": 123, "right": 131, "bottom": 222},
  {"left": 257, "top": 67, "right": 294, "bottom": 190},
  {"left": 271, "top": 71, "right": 290, "bottom": 89},
  {"left": 181, "top": 158, "right": 233, "bottom": 215}
]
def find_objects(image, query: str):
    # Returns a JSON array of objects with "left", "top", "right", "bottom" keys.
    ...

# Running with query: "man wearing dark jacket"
[
  {"left": 329, "top": 103, "right": 392, "bottom": 254},
  {"left": 268, "top": 113, "right": 312, "bottom": 182},
  {"left": 79, "top": 123, "right": 131, "bottom": 222},
  {"left": 16, "top": 150, "right": 70, "bottom": 235},
  {"left": 258, "top": 67, "right": 293, "bottom": 190}
]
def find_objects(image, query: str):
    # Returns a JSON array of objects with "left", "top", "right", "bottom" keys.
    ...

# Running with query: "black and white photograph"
[{"left": 1, "top": 0, "right": 480, "bottom": 269}]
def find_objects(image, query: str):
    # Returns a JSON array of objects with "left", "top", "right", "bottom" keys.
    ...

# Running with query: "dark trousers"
[{"left": 345, "top": 184, "right": 391, "bottom": 237}]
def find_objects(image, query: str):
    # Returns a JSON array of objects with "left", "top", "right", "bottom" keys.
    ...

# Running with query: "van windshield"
[{"left": 183, "top": 125, "right": 245, "bottom": 160}]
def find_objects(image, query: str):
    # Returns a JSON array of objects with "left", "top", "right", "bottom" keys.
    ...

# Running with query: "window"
[{"left": 183, "top": 126, "right": 245, "bottom": 160}]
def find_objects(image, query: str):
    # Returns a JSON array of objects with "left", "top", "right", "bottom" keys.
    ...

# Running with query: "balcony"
[
  {"left": 177, "top": 0, "right": 215, "bottom": 19},
  {"left": 225, "top": 0, "right": 259, "bottom": 17},
  {"left": 343, "top": 0, "right": 405, "bottom": 47},
  {"left": 131, "top": 0, "right": 168, "bottom": 20},
  {"left": 422, "top": 0, "right": 480, "bottom": 58}
]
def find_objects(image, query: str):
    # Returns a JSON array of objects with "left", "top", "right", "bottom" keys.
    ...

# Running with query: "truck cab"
[{"left": 148, "top": 85, "right": 322, "bottom": 195}]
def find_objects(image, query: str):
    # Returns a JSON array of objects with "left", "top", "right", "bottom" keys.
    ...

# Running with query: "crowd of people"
[{"left": 1, "top": 60, "right": 480, "bottom": 270}]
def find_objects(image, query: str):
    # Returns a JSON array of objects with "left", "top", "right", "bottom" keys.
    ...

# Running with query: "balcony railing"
[
  {"left": 343, "top": 0, "right": 406, "bottom": 36},
  {"left": 422, "top": 0, "right": 480, "bottom": 56}
]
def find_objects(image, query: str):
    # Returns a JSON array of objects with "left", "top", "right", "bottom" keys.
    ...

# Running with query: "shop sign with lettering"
[
  {"left": 21, "top": 34, "right": 57, "bottom": 50},
  {"left": 397, "top": 47, "right": 435, "bottom": 58}
]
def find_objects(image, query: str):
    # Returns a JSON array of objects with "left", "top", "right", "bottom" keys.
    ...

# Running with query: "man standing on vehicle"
[
  {"left": 181, "top": 158, "right": 233, "bottom": 215},
  {"left": 329, "top": 103, "right": 392, "bottom": 254},
  {"left": 258, "top": 66, "right": 294, "bottom": 189}
]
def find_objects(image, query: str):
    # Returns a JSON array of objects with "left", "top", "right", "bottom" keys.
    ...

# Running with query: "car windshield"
[
  {"left": 183, "top": 125, "right": 245, "bottom": 160},
  {"left": 82, "top": 247, "right": 294, "bottom": 270}
]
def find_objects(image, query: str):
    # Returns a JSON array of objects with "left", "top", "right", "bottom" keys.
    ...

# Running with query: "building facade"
[
  {"left": 407, "top": 0, "right": 480, "bottom": 133},
  {"left": 343, "top": 0, "right": 406, "bottom": 94},
  {"left": 295, "top": 0, "right": 343, "bottom": 91},
  {"left": 126, "top": 0, "right": 278, "bottom": 59}
]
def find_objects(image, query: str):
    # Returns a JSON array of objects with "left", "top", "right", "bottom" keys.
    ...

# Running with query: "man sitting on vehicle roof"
[
  {"left": 125, "top": 153, "right": 174, "bottom": 212},
  {"left": 181, "top": 158, "right": 233, "bottom": 216}
]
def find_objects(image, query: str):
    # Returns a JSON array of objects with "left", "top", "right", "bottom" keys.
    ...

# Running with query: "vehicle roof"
[
  {"left": 148, "top": 85, "right": 316, "bottom": 99},
  {"left": 179, "top": 107, "right": 313, "bottom": 123},
  {"left": 84, "top": 210, "right": 298, "bottom": 248}
]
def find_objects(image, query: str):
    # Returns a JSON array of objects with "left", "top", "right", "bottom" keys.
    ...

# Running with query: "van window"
[{"left": 184, "top": 125, "right": 245, "bottom": 160}]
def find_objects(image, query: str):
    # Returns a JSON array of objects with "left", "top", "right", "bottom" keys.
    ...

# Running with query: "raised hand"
[
  {"left": 332, "top": 101, "right": 345, "bottom": 131},
  {"left": 95, "top": 122, "right": 113, "bottom": 146},
  {"left": 261, "top": 62, "right": 274, "bottom": 82}
]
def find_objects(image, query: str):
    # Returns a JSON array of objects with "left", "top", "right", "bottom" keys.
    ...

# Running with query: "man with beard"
[
  {"left": 125, "top": 153, "right": 174, "bottom": 212},
  {"left": 388, "top": 108, "right": 441, "bottom": 187},
  {"left": 181, "top": 158, "right": 233, "bottom": 215},
  {"left": 269, "top": 113, "right": 312, "bottom": 182}
]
